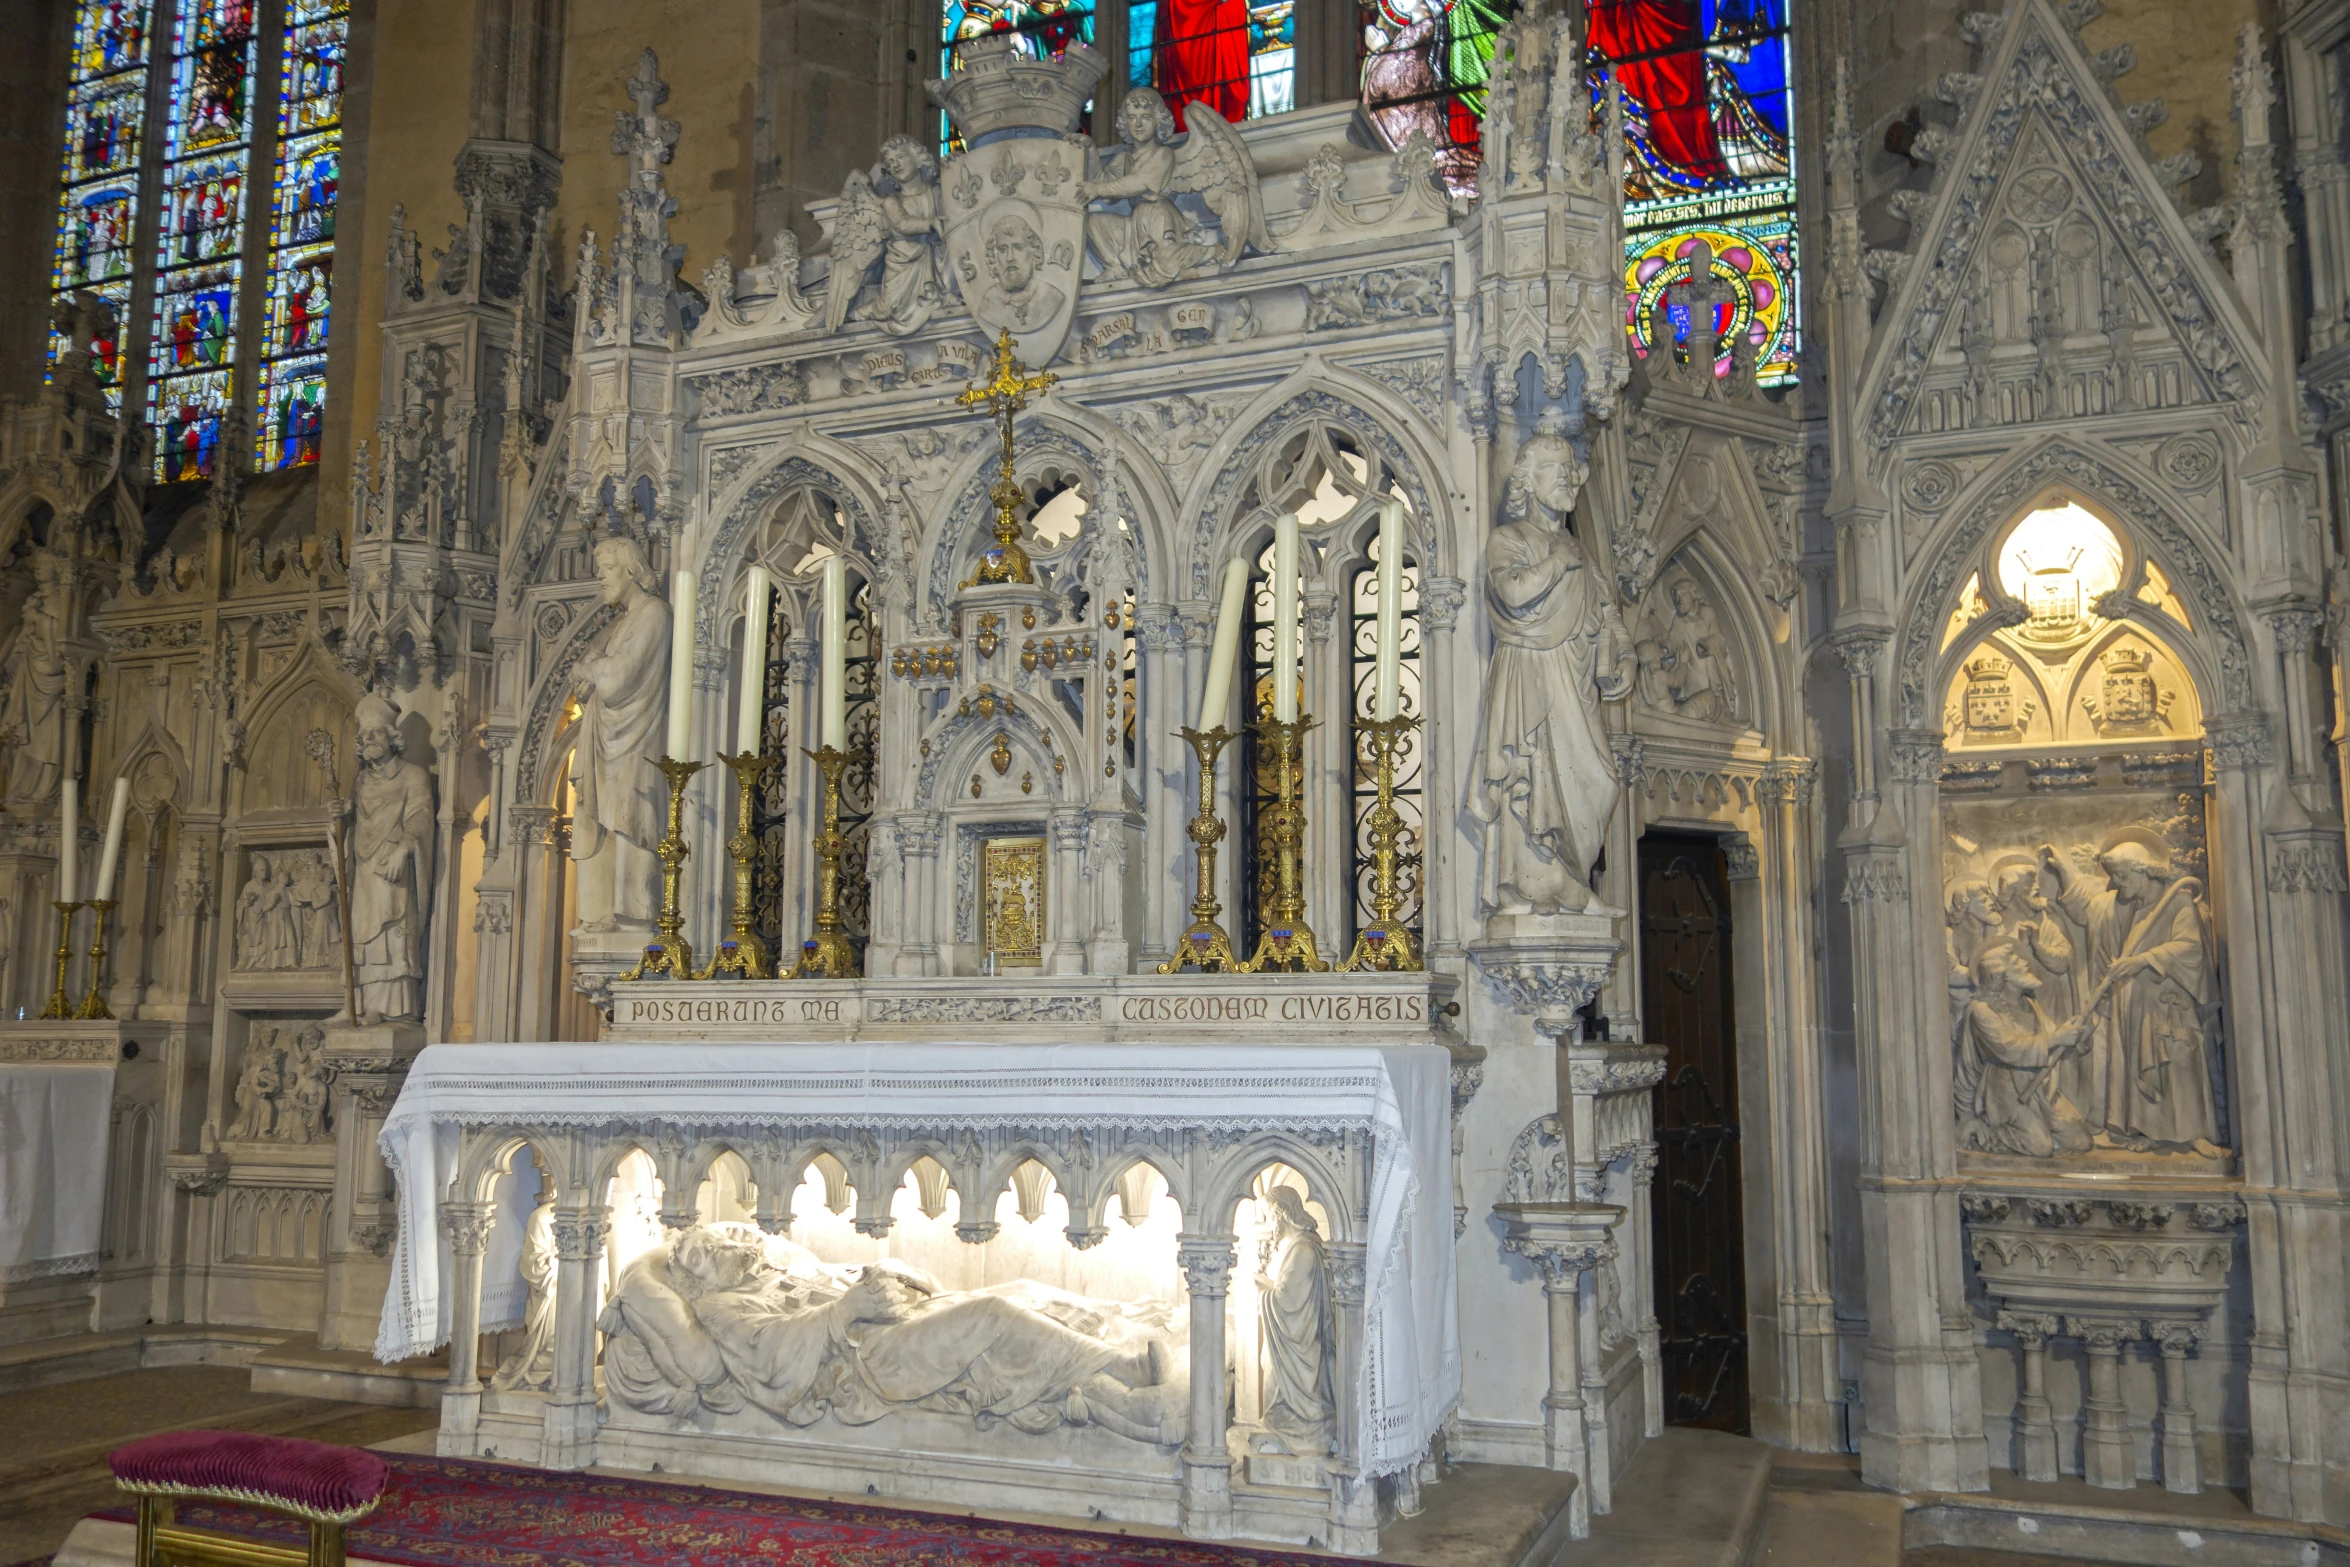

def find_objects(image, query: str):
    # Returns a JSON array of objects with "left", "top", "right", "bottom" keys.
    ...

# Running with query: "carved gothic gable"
[{"left": 1861, "top": 0, "right": 2263, "bottom": 446}]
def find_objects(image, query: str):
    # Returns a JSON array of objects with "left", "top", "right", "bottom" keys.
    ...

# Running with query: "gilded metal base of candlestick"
[
  {"left": 790, "top": 745, "right": 862, "bottom": 979},
  {"left": 619, "top": 756, "right": 705, "bottom": 982},
  {"left": 74, "top": 899, "right": 118, "bottom": 1018},
  {"left": 1339, "top": 715, "right": 1423, "bottom": 974},
  {"left": 1160, "top": 724, "right": 1240, "bottom": 974},
  {"left": 698, "top": 752, "right": 776, "bottom": 981},
  {"left": 36, "top": 901, "right": 83, "bottom": 1020},
  {"left": 1241, "top": 714, "right": 1330, "bottom": 974}
]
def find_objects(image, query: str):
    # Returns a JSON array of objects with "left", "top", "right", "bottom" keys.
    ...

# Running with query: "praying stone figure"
[
  {"left": 1955, "top": 944, "right": 2096, "bottom": 1159},
  {"left": 0, "top": 561, "right": 67, "bottom": 810},
  {"left": 225, "top": 1028, "right": 284, "bottom": 1141},
  {"left": 569, "top": 536, "right": 672, "bottom": 930},
  {"left": 341, "top": 693, "right": 435, "bottom": 1023},
  {"left": 599, "top": 1223, "right": 1187, "bottom": 1447},
  {"left": 1253, "top": 1186, "right": 1334, "bottom": 1457},
  {"left": 1471, "top": 416, "right": 1633, "bottom": 920},
  {"left": 490, "top": 1187, "right": 557, "bottom": 1392},
  {"left": 2038, "top": 840, "right": 2224, "bottom": 1155}
]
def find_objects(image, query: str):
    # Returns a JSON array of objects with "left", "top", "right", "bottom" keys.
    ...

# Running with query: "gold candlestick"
[
  {"left": 1338, "top": 715, "right": 1422, "bottom": 973},
  {"left": 619, "top": 756, "right": 705, "bottom": 982},
  {"left": 1241, "top": 713, "right": 1329, "bottom": 974},
  {"left": 790, "top": 745, "right": 861, "bottom": 979},
  {"left": 698, "top": 752, "right": 776, "bottom": 980},
  {"left": 74, "top": 898, "right": 119, "bottom": 1019},
  {"left": 1160, "top": 725, "right": 1241, "bottom": 974},
  {"left": 36, "top": 901, "right": 84, "bottom": 1020}
]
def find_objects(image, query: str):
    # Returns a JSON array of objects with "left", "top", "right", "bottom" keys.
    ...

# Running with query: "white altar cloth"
[
  {"left": 375, "top": 1040, "right": 1459, "bottom": 1473},
  {"left": 0, "top": 1062, "right": 115, "bottom": 1282}
]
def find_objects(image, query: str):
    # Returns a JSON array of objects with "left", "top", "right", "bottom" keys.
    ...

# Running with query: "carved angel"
[
  {"left": 822, "top": 139, "right": 946, "bottom": 335},
  {"left": 1079, "top": 88, "right": 1270, "bottom": 288}
]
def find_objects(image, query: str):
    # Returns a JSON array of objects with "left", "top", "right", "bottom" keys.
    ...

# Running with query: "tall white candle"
[
  {"left": 57, "top": 776, "right": 78, "bottom": 905},
  {"left": 1198, "top": 558, "right": 1250, "bottom": 730},
  {"left": 664, "top": 568, "right": 697, "bottom": 758},
  {"left": 820, "top": 554, "right": 847, "bottom": 751},
  {"left": 1374, "top": 499, "right": 1404, "bottom": 722},
  {"left": 737, "top": 565, "right": 772, "bottom": 755},
  {"left": 1271, "top": 513, "right": 1299, "bottom": 723},
  {"left": 93, "top": 776, "right": 130, "bottom": 900}
]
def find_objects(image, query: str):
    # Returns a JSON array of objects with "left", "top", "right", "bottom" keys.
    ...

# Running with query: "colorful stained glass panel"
[
  {"left": 1592, "top": 0, "right": 1800, "bottom": 387},
  {"left": 54, "top": 185, "right": 138, "bottom": 291},
  {"left": 64, "top": 77, "right": 146, "bottom": 183},
  {"left": 260, "top": 356, "right": 326, "bottom": 469},
  {"left": 1359, "top": 0, "right": 1510, "bottom": 193},
  {"left": 152, "top": 369, "right": 234, "bottom": 482},
  {"left": 1126, "top": 0, "right": 1294, "bottom": 128},
  {"left": 151, "top": 264, "right": 238, "bottom": 375},
  {"left": 256, "top": 0, "right": 344, "bottom": 469},
  {"left": 51, "top": 0, "right": 155, "bottom": 405}
]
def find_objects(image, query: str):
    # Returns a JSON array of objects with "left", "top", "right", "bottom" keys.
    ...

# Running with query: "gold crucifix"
[{"left": 957, "top": 329, "right": 1057, "bottom": 586}]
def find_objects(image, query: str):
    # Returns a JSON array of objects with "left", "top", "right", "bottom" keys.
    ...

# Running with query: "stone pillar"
[
  {"left": 1323, "top": 1238, "right": 1375, "bottom": 1551},
  {"left": 1176, "top": 1234, "right": 1235, "bottom": 1539},
  {"left": 2069, "top": 1317, "right": 2139, "bottom": 1490},
  {"left": 1999, "top": 1311, "right": 2060, "bottom": 1483},
  {"left": 896, "top": 812, "right": 942, "bottom": 975},
  {"left": 1756, "top": 756, "right": 1841, "bottom": 1451},
  {"left": 1048, "top": 809, "right": 1086, "bottom": 974},
  {"left": 437, "top": 1200, "right": 496, "bottom": 1455},
  {"left": 315, "top": 1023, "right": 426, "bottom": 1352},
  {"left": 2151, "top": 1319, "right": 2203, "bottom": 1495},
  {"left": 1497, "top": 1200, "right": 1624, "bottom": 1540},
  {"left": 542, "top": 1203, "right": 609, "bottom": 1471},
  {"left": 1417, "top": 577, "right": 1465, "bottom": 960},
  {"left": 1852, "top": 713, "right": 1988, "bottom": 1494},
  {"left": 1135, "top": 606, "right": 1182, "bottom": 967}
]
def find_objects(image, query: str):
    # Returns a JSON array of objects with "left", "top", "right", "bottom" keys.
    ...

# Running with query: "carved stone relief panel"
[
  {"left": 1941, "top": 760, "right": 2226, "bottom": 1169},
  {"left": 225, "top": 1021, "right": 335, "bottom": 1145},
  {"left": 1630, "top": 560, "right": 1746, "bottom": 728},
  {"left": 233, "top": 849, "right": 344, "bottom": 971}
]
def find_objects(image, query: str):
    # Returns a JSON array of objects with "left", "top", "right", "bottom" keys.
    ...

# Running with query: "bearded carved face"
[
  {"left": 357, "top": 726, "right": 395, "bottom": 766},
  {"left": 986, "top": 219, "right": 1042, "bottom": 295},
  {"left": 1507, "top": 435, "right": 1587, "bottom": 524}
]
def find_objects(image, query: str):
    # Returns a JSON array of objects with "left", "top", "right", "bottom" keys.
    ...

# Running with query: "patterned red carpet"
[{"left": 96, "top": 1454, "right": 1387, "bottom": 1565}]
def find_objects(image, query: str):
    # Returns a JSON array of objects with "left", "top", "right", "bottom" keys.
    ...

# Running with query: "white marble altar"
[{"left": 383, "top": 1033, "right": 1456, "bottom": 1553}]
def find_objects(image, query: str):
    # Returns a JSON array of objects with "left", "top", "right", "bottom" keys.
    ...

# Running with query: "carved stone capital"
[
  {"left": 1176, "top": 1236, "right": 1235, "bottom": 1298},
  {"left": 2065, "top": 1315, "right": 2142, "bottom": 1352},
  {"left": 1471, "top": 940, "right": 1619, "bottom": 1034},
  {"left": 1755, "top": 756, "right": 1817, "bottom": 807},
  {"left": 441, "top": 1201, "right": 497, "bottom": 1257},
  {"left": 2204, "top": 711, "right": 2273, "bottom": 772},
  {"left": 1420, "top": 575, "right": 1468, "bottom": 632},
  {"left": 2149, "top": 1318, "right": 2204, "bottom": 1356},
  {"left": 1886, "top": 728, "right": 1946, "bottom": 784},
  {"left": 550, "top": 1210, "right": 612, "bottom": 1261},
  {"left": 168, "top": 1165, "right": 230, "bottom": 1196},
  {"left": 1324, "top": 1241, "right": 1368, "bottom": 1306},
  {"left": 1996, "top": 1309, "right": 2061, "bottom": 1345},
  {"left": 1832, "top": 631, "right": 1888, "bottom": 681}
]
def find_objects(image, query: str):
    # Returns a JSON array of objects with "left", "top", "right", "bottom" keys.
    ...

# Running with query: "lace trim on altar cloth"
[{"left": 0, "top": 1251, "right": 100, "bottom": 1283}]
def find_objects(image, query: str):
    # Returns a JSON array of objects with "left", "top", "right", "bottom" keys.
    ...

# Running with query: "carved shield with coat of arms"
[{"left": 941, "top": 135, "right": 1087, "bottom": 366}]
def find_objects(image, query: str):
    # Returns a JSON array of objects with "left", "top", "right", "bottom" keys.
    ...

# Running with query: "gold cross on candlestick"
[{"left": 957, "top": 329, "right": 1056, "bottom": 586}]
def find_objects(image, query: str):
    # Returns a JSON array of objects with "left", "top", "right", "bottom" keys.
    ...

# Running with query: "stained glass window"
[
  {"left": 937, "top": 2, "right": 1294, "bottom": 151},
  {"left": 149, "top": 0, "right": 255, "bottom": 481},
  {"left": 1347, "top": 548, "right": 1423, "bottom": 947},
  {"left": 48, "top": 0, "right": 340, "bottom": 476},
  {"left": 1591, "top": 0, "right": 1799, "bottom": 386},
  {"left": 1126, "top": 1, "right": 1294, "bottom": 126},
  {"left": 50, "top": 0, "right": 155, "bottom": 406},
  {"left": 1359, "top": 1, "right": 1511, "bottom": 193},
  {"left": 258, "top": 0, "right": 344, "bottom": 468}
]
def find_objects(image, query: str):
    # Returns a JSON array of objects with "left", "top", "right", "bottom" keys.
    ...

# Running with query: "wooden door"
[{"left": 1638, "top": 833, "right": 1749, "bottom": 1432}]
